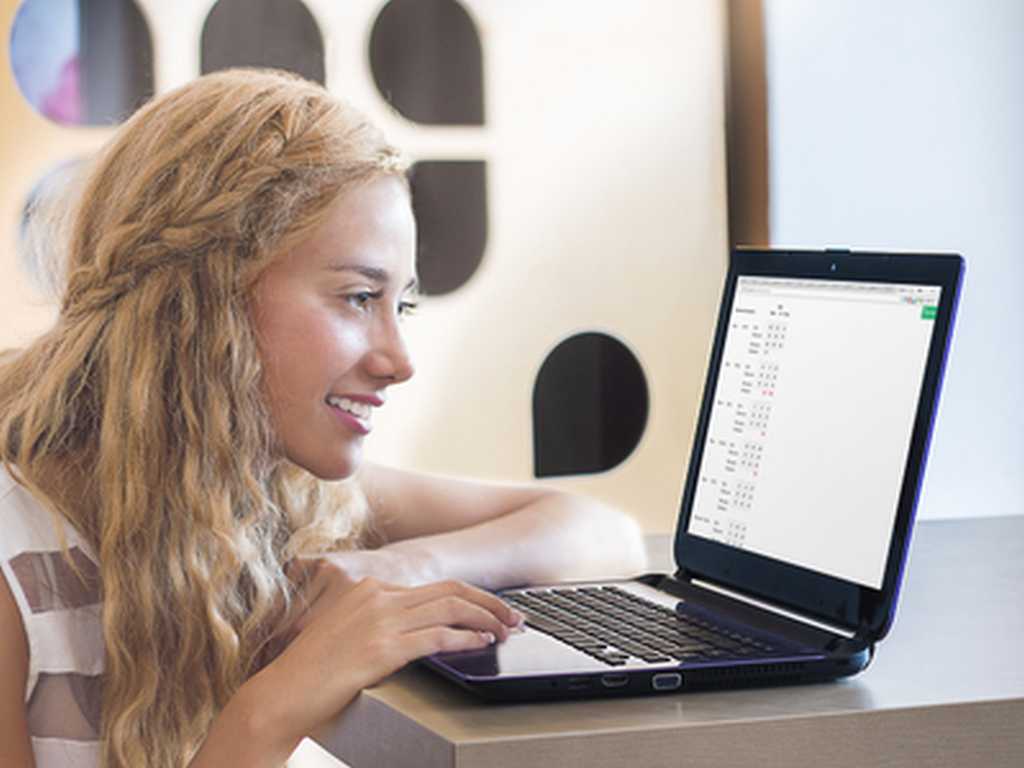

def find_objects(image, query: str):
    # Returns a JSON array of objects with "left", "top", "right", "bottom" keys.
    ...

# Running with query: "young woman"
[{"left": 0, "top": 69, "right": 646, "bottom": 768}]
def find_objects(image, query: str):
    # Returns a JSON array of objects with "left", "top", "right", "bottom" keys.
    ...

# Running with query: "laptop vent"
[{"left": 685, "top": 662, "right": 806, "bottom": 689}]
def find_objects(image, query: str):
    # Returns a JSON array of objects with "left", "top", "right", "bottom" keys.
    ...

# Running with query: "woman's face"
[{"left": 252, "top": 175, "right": 417, "bottom": 479}]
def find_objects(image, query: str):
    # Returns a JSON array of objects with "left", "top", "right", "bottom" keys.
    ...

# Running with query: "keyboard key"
[{"left": 505, "top": 586, "right": 792, "bottom": 667}]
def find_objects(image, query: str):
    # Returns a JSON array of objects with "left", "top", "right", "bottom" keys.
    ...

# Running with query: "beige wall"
[{"left": 0, "top": 0, "right": 730, "bottom": 533}]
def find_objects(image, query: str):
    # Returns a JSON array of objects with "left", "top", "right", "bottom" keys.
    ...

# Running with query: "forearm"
[
  {"left": 188, "top": 668, "right": 312, "bottom": 768},
  {"left": 188, "top": 698, "right": 290, "bottom": 767},
  {"left": 383, "top": 492, "right": 648, "bottom": 591}
]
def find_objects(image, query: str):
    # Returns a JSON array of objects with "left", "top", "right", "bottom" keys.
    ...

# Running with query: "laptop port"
[
  {"left": 652, "top": 672, "right": 683, "bottom": 691},
  {"left": 601, "top": 674, "right": 629, "bottom": 688},
  {"left": 567, "top": 676, "right": 592, "bottom": 691}
]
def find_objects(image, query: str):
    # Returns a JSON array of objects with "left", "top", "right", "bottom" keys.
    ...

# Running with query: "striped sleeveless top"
[{"left": 0, "top": 465, "right": 103, "bottom": 767}]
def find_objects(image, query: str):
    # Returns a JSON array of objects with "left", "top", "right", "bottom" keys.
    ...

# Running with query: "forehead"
[{"left": 280, "top": 175, "right": 416, "bottom": 282}]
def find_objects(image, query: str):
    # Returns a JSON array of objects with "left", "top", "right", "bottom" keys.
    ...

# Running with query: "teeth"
[{"left": 327, "top": 396, "right": 372, "bottom": 420}]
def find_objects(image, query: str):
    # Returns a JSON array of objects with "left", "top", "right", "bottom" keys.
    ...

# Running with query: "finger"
[
  {"left": 399, "top": 595, "right": 514, "bottom": 641},
  {"left": 401, "top": 625, "right": 498, "bottom": 660},
  {"left": 399, "top": 580, "right": 524, "bottom": 628}
]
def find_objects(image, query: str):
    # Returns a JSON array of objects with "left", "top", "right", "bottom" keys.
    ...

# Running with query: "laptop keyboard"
[{"left": 503, "top": 585, "right": 781, "bottom": 667}]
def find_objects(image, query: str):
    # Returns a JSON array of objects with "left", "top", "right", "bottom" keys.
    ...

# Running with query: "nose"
[{"left": 366, "top": 315, "right": 415, "bottom": 384}]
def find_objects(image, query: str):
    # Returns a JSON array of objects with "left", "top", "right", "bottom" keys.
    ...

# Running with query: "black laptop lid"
[{"left": 674, "top": 249, "right": 963, "bottom": 641}]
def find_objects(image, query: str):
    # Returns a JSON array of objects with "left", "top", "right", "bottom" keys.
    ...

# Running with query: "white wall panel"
[{"left": 761, "top": 0, "right": 1024, "bottom": 518}]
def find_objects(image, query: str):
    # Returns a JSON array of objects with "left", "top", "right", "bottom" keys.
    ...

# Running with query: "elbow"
[
  {"left": 556, "top": 492, "right": 649, "bottom": 578},
  {"left": 614, "top": 510, "right": 649, "bottom": 577}
]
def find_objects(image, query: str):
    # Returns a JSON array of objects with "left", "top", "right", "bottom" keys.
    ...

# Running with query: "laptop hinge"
[{"left": 690, "top": 577, "right": 857, "bottom": 639}]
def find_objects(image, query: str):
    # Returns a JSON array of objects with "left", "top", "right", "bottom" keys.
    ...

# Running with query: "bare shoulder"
[{"left": 0, "top": 570, "right": 35, "bottom": 766}]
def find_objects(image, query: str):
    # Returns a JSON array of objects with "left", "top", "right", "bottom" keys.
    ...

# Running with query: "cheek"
[
  {"left": 264, "top": 308, "right": 363, "bottom": 396},
  {"left": 308, "top": 324, "right": 363, "bottom": 380}
]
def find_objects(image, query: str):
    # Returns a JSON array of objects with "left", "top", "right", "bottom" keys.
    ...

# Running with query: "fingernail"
[
  {"left": 480, "top": 631, "right": 496, "bottom": 644},
  {"left": 508, "top": 610, "right": 526, "bottom": 627}
]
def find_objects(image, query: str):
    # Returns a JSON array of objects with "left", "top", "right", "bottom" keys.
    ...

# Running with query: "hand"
[{"left": 250, "top": 559, "right": 525, "bottom": 743}]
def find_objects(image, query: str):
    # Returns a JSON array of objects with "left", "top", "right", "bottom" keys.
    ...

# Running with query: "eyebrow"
[{"left": 327, "top": 264, "right": 418, "bottom": 292}]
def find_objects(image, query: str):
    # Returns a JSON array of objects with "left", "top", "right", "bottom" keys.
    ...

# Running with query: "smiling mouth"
[{"left": 326, "top": 395, "right": 372, "bottom": 420}]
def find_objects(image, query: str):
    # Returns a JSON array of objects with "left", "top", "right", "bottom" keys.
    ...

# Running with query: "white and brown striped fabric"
[{"left": 0, "top": 466, "right": 103, "bottom": 767}]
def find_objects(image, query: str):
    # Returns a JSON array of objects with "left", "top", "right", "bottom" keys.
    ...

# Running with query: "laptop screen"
[{"left": 687, "top": 276, "right": 942, "bottom": 589}]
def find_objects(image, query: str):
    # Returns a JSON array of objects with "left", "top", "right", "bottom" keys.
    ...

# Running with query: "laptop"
[{"left": 422, "top": 247, "right": 963, "bottom": 701}]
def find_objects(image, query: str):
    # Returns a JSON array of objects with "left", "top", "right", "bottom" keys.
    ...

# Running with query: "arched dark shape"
[
  {"left": 201, "top": 0, "right": 325, "bottom": 85},
  {"left": 533, "top": 333, "right": 649, "bottom": 478},
  {"left": 10, "top": 0, "right": 154, "bottom": 125},
  {"left": 409, "top": 161, "right": 488, "bottom": 295},
  {"left": 370, "top": 0, "right": 484, "bottom": 124}
]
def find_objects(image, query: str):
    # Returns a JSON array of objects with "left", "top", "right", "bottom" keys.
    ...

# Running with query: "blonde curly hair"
[{"left": 0, "top": 68, "right": 406, "bottom": 767}]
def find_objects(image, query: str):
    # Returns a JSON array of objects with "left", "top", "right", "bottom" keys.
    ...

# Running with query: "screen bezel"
[{"left": 673, "top": 248, "right": 963, "bottom": 640}]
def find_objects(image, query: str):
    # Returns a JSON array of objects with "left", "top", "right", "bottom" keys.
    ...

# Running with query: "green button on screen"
[{"left": 921, "top": 305, "right": 938, "bottom": 320}]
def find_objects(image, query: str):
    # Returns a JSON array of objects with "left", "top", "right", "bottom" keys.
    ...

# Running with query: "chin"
[{"left": 298, "top": 450, "right": 362, "bottom": 481}]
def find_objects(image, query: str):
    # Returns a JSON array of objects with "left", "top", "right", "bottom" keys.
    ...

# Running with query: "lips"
[{"left": 325, "top": 394, "right": 377, "bottom": 435}]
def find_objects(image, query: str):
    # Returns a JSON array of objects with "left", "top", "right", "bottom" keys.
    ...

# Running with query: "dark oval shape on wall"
[
  {"left": 369, "top": 0, "right": 484, "bottom": 125},
  {"left": 409, "top": 160, "right": 488, "bottom": 296},
  {"left": 533, "top": 332, "right": 649, "bottom": 478},
  {"left": 201, "top": 0, "right": 326, "bottom": 85}
]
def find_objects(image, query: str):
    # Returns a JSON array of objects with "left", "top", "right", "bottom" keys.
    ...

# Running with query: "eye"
[
  {"left": 345, "top": 290, "right": 382, "bottom": 309},
  {"left": 398, "top": 300, "right": 419, "bottom": 318}
]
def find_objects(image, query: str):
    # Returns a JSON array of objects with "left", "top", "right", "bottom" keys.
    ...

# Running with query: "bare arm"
[
  {"left": 0, "top": 573, "right": 512, "bottom": 768},
  {"left": 190, "top": 572, "right": 522, "bottom": 767},
  {"left": 356, "top": 464, "right": 648, "bottom": 590},
  {"left": 0, "top": 572, "right": 36, "bottom": 768}
]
